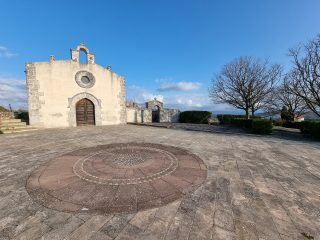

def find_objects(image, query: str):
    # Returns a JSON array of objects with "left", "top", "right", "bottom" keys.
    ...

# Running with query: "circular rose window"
[{"left": 75, "top": 71, "right": 95, "bottom": 88}]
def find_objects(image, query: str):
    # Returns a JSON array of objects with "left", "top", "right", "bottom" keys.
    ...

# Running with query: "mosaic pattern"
[{"left": 26, "top": 143, "right": 207, "bottom": 214}]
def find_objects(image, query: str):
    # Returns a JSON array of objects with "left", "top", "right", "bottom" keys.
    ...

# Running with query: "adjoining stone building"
[
  {"left": 126, "top": 98, "right": 180, "bottom": 123},
  {"left": 25, "top": 43, "right": 126, "bottom": 128}
]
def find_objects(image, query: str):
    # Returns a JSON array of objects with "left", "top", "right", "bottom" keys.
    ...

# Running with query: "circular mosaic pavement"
[{"left": 26, "top": 143, "right": 207, "bottom": 214}]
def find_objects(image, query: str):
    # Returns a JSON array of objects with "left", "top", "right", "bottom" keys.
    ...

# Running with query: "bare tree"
[
  {"left": 264, "top": 77, "right": 307, "bottom": 120},
  {"left": 288, "top": 34, "right": 320, "bottom": 117},
  {"left": 209, "top": 56, "right": 281, "bottom": 119}
]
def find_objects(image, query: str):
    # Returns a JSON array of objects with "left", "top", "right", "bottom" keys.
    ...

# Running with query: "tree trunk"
[{"left": 245, "top": 109, "right": 250, "bottom": 119}]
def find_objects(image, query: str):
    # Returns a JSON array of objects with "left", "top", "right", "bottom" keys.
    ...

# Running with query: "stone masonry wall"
[
  {"left": 25, "top": 63, "right": 43, "bottom": 126},
  {"left": 118, "top": 77, "right": 127, "bottom": 124},
  {"left": 0, "top": 112, "right": 14, "bottom": 120}
]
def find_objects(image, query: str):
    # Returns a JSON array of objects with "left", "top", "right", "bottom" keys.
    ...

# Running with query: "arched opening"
[
  {"left": 152, "top": 105, "right": 160, "bottom": 123},
  {"left": 76, "top": 98, "right": 95, "bottom": 126},
  {"left": 79, "top": 49, "right": 87, "bottom": 64}
]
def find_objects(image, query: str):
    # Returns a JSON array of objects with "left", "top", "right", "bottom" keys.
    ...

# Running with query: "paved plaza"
[{"left": 0, "top": 124, "right": 319, "bottom": 240}]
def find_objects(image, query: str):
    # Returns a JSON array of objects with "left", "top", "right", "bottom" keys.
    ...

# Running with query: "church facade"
[{"left": 25, "top": 44, "right": 126, "bottom": 128}]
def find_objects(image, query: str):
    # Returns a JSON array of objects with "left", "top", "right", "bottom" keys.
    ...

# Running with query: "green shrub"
[
  {"left": 0, "top": 106, "right": 9, "bottom": 112},
  {"left": 179, "top": 111, "right": 212, "bottom": 124},
  {"left": 282, "top": 121, "right": 303, "bottom": 129},
  {"left": 217, "top": 114, "right": 246, "bottom": 124},
  {"left": 217, "top": 114, "right": 261, "bottom": 124},
  {"left": 272, "top": 119, "right": 283, "bottom": 126},
  {"left": 15, "top": 111, "right": 29, "bottom": 124},
  {"left": 252, "top": 119, "right": 273, "bottom": 134},
  {"left": 230, "top": 118, "right": 253, "bottom": 128},
  {"left": 300, "top": 121, "right": 320, "bottom": 139}
]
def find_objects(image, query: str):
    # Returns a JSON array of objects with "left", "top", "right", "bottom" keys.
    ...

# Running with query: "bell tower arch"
[{"left": 70, "top": 43, "right": 95, "bottom": 64}]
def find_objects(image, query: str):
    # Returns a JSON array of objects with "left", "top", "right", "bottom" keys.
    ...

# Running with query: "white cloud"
[
  {"left": 127, "top": 85, "right": 164, "bottom": 103},
  {"left": 127, "top": 85, "right": 238, "bottom": 113},
  {"left": 165, "top": 93, "right": 210, "bottom": 110},
  {"left": 158, "top": 81, "right": 201, "bottom": 92},
  {"left": 0, "top": 46, "right": 17, "bottom": 58},
  {"left": 0, "top": 76, "right": 27, "bottom": 109}
]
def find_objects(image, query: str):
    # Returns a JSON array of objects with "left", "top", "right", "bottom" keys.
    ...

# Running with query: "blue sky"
[{"left": 1, "top": 0, "right": 320, "bottom": 111}]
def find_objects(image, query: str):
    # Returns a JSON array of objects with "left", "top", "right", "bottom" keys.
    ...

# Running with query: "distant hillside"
[
  {"left": 304, "top": 112, "right": 320, "bottom": 120},
  {"left": 0, "top": 106, "right": 9, "bottom": 112}
]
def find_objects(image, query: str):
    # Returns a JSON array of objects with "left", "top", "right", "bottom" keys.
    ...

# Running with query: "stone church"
[
  {"left": 25, "top": 43, "right": 126, "bottom": 128},
  {"left": 26, "top": 44, "right": 179, "bottom": 128}
]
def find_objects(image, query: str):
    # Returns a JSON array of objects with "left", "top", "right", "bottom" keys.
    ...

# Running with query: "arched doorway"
[
  {"left": 76, "top": 98, "right": 95, "bottom": 126},
  {"left": 152, "top": 105, "right": 160, "bottom": 122}
]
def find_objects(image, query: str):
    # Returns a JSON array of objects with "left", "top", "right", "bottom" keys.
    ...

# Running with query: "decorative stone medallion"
[
  {"left": 26, "top": 143, "right": 207, "bottom": 214},
  {"left": 75, "top": 71, "right": 95, "bottom": 88}
]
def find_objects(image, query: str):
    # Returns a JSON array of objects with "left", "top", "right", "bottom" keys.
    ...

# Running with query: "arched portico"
[{"left": 68, "top": 92, "right": 102, "bottom": 127}]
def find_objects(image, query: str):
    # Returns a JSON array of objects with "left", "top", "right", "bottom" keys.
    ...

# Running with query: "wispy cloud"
[
  {"left": 0, "top": 76, "right": 27, "bottom": 109},
  {"left": 127, "top": 85, "right": 164, "bottom": 103},
  {"left": 0, "top": 46, "right": 17, "bottom": 58},
  {"left": 157, "top": 81, "right": 201, "bottom": 92},
  {"left": 165, "top": 93, "right": 210, "bottom": 109},
  {"left": 127, "top": 84, "right": 239, "bottom": 113}
]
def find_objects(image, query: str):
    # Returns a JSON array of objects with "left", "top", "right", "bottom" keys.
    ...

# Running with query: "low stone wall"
[
  {"left": 127, "top": 108, "right": 143, "bottom": 123},
  {"left": 0, "top": 112, "right": 14, "bottom": 120},
  {"left": 126, "top": 107, "right": 179, "bottom": 123}
]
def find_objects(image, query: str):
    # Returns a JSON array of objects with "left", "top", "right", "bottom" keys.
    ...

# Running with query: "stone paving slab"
[
  {"left": 26, "top": 143, "right": 206, "bottom": 215},
  {"left": 0, "top": 125, "right": 319, "bottom": 240}
]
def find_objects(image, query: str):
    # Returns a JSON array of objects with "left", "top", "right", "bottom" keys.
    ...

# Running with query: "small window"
[{"left": 81, "top": 76, "right": 90, "bottom": 84}]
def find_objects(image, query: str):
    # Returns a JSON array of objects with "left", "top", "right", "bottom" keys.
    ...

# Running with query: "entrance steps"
[{"left": 0, "top": 119, "right": 37, "bottom": 134}]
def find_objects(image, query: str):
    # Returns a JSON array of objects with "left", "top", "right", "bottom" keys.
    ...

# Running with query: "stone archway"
[
  {"left": 68, "top": 92, "right": 102, "bottom": 127},
  {"left": 152, "top": 105, "right": 160, "bottom": 122}
]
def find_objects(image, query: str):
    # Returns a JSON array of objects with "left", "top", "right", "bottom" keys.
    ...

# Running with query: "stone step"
[
  {"left": 0, "top": 124, "right": 29, "bottom": 131},
  {"left": 1, "top": 126, "right": 37, "bottom": 134},
  {"left": 0, "top": 122, "right": 27, "bottom": 127},
  {"left": 0, "top": 119, "right": 23, "bottom": 123}
]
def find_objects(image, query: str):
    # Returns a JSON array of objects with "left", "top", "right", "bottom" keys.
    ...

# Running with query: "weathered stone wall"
[
  {"left": 26, "top": 63, "right": 43, "bottom": 126},
  {"left": 26, "top": 44, "right": 126, "bottom": 128},
  {"left": 127, "top": 107, "right": 179, "bottom": 123},
  {"left": 127, "top": 108, "right": 144, "bottom": 123},
  {"left": 160, "top": 109, "right": 180, "bottom": 123},
  {"left": 0, "top": 112, "right": 14, "bottom": 120},
  {"left": 127, "top": 108, "right": 138, "bottom": 123},
  {"left": 146, "top": 99, "right": 163, "bottom": 110},
  {"left": 143, "top": 109, "right": 152, "bottom": 123},
  {"left": 118, "top": 77, "right": 127, "bottom": 124}
]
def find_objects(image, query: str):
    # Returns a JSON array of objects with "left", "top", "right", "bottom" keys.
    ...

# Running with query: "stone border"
[
  {"left": 118, "top": 77, "right": 126, "bottom": 124},
  {"left": 25, "top": 63, "right": 42, "bottom": 126},
  {"left": 72, "top": 146, "right": 179, "bottom": 185},
  {"left": 26, "top": 143, "right": 207, "bottom": 214},
  {"left": 67, "top": 92, "right": 102, "bottom": 127}
]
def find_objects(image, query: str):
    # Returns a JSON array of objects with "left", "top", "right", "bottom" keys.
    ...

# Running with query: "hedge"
[
  {"left": 217, "top": 114, "right": 261, "bottom": 124},
  {"left": 219, "top": 116, "right": 272, "bottom": 134},
  {"left": 272, "top": 119, "right": 283, "bottom": 127},
  {"left": 179, "top": 111, "right": 212, "bottom": 124},
  {"left": 15, "top": 111, "right": 29, "bottom": 124},
  {"left": 282, "top": 121, "right": 303, "bottom": 129},
  {"left": 300, "top": 121, "right": 320, "bottom": 139},
  {"left": 252, "top": 119, "right": 273, "bottom": 135},
  {"left": 230, "top": 118, "right": 253, "bottom": 129}
]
